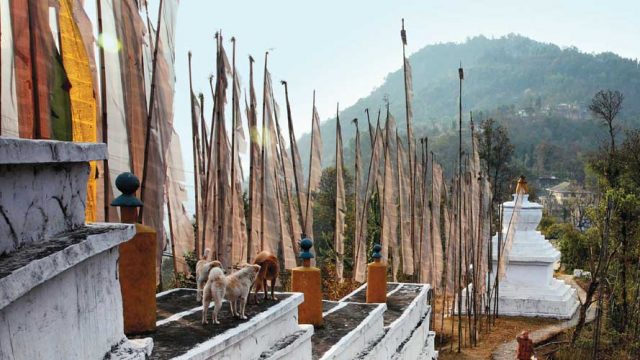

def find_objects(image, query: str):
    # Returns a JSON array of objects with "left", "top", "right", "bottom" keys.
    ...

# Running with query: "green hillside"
[{"left": 297, "top": 34, "right": 640, "bottom": 176}]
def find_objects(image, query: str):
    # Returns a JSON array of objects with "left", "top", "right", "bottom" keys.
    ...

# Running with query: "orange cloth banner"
[{"left": 59, "top": 0, "right": 98, "bottom": 221}]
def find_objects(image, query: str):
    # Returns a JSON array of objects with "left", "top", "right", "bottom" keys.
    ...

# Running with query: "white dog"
[
  {"left": 201, "top": 267, "right": 227, "bottom": 325},
  {"left": 226, "top": 264, "right": 261, "bottom": 320},
  {"left": 195, "top": 248, "right": 223, "bottom": 302}
]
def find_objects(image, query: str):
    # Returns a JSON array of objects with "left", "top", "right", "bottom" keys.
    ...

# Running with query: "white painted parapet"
[
  {"left": 0, "top": 138, "right": 107, "bottom": 254},
  {"left": 320, "top": 303, "right": 386, "bottom": 360},
  {"left": 345, "top": 283, "right": 437, "bottom": 360},
  {"left": 0, "top": 224, "right": 134, "bottom": 309},
  {"left": 152, "top": 290, "right": 312, "bottom": 360},
  {"left": 0, "top": 138, "right": 146, "bottom": 359}
]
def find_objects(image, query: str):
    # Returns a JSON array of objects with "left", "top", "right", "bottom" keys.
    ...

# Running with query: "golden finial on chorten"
[{"left": 515, "top": 176, "right": 529, "bottom": 194}]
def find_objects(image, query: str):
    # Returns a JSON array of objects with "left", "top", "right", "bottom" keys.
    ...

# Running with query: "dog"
[
  {"left": 201, "top": 267, "right": 227, "bottom": 325},
  {"left": 225, "top": 264, "right": 261, "bottom": 320},
  {"left": 195, "top": 248, "right": 223, "bottom": 302},
  {"left": 253, "top": 251, "right": 280, "bottom": 303}
]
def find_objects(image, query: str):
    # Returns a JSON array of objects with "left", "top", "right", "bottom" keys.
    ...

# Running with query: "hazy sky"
[
  {"left": 173, "top": 0, "right": 639, "bottom": 172},
  {"left": 76, "top": 0, "right": 639, "bottom": 212}
]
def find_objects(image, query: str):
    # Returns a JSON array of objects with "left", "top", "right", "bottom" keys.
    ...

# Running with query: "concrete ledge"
[
  {"left": 392, "top": 306, "right": 433, "bottom": 360},
  {"left": 260, "top": 324, "right": 314, "bottom": 360},
  {"left": 104, "top": 337, "right": 154, "bottom": 360},
  {"left": 320, "top": 303, "right": 386, "bottom": 360},
  {"left": 173, "top": 292, "right": 304, "bottom": 360},
  {"left": 357, "top": 283, "right": 432, "bottom": 360},
  {"left": 0, "top": 223, "right": 135, "bottom": 309},
  {"left": 0, "top": 137, "right": 106, "bottom": 164}
]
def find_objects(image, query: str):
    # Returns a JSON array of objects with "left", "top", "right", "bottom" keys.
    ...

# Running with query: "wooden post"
[
  {"left": 111, "top": 172, "right": 156, "bottom": 335},
  {"left": 366, "top": 244, "right": 387, "bottom": 303},
  {"left": 291, "top": 238, "right": 322, "bottom": 325}
]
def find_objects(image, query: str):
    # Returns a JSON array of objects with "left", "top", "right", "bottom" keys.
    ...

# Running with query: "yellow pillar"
[
  {"left": 366, "top": 244, "right": 387, "bottom": 303},
  {"left": 291, "top": 238, "right": 323, "bottom": 326},
  {"left": 111, "top": 172, "right": 157, "bottom": 335}
]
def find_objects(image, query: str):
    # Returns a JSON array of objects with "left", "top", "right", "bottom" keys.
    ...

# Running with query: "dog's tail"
[{"left": 202, "top": 248, "right": 211, "bottom": 260}]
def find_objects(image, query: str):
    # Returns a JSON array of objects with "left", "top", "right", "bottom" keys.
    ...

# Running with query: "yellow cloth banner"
[{"left": 59, "top": 0, "right": 98, "bottom": 221}]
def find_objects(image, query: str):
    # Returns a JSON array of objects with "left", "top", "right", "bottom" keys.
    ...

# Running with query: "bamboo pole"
[
  {"left": 202, "top": 36, "right": 220, "bottom": 260},
  {"left": 230, "top": 37, "right": 237, "bottom": 256},
  {"left": 138, "top": 0, "right": 164, "bottom": 223},
  {"left": 167, "top": 173, "right": 178, "bottom": 278},
  {"left": 401, "top": 19, "right": 418, "bottom": 282},
  {"left": 27, "top": 0, "right": 42, "bottom": 138},
  {"left": 303, "top": 90, "right": 316, "bottom": 238},
  {"left": 260, "top": 52, "right": 268, "bottom": 251},
  {"left": 352, "top": 117, "right": 361, "bottom": 280},
  {"left": 202, "top": 81, "right": 211, "bottom": 156},
  {"left": 494, "top": 204, "right": 504, "bottom": 322},
  {"left": 247, "top": 56, "right": 256, "bottom": 262},
  {"left": 198, "top": 91, "right": 207, "bottom": 183},
  {"left": 365, "top": 108, "right": 373, "bottom": 149},
  {"left": 357, "top": 109, "right": 382, "bottom": 267},
  {"left": 436, "top": 152, "right": 448, "bottom": 351},
  {"left": 457, "top": 64, "right": 464, "bottom": 352},
  {"left": 274, "top": 82, "right": 298, "bottom": 257},
  {"left": 380, "top": 105, "right": 390, "bottom": 275},
  {"left": 282, "top": 80, "right": 305, "bottom": 236},
  {"left": 198, "top": 92, "right": 208, "bottom": 253},
  {"left": 399, "top": 132, "right": 407, "bottom": 279},
  {"left": 464, "top": 158, "right": 473, "bottom": 347},
  {"left": 214, "top": 33, "right": 224, "bottom": 263},
  {"left": 95, "top": 0, "right": 110, "bottom": 221},
  {"left": 188, "top": 52, "right": 201, "bottom": 257}
]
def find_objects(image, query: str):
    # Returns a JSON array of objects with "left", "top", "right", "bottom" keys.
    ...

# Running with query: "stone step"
[
  {"left": 346, "top": 283, "right": 434, "bottom": 360},
  {"left": 0, "top": 224, "right": 139, "bottom": 360},
  {"left": 0, "top": 138, "right": 106, "bottom": 255},
  {"left": 0, "top": 224, "right": 134, "bottom": 310},
  {"left": 312, "top": 302, "right": 386, "bottom": 360},
  {"left": 259, "top": 325, "right": 314, "bottom": 360}
]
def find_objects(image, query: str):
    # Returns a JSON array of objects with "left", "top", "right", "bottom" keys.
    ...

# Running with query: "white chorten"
[{"left": 488, "top": 177, "right": 579, "bottom": 319}]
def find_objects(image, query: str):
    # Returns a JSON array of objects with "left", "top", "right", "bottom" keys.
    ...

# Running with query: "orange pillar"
[
  {"left": 366, "top": 244, "right": 387, "bottom": 303},
  {"left": 111, "top": 172, "right": 157, "bottom": 334},
  {"left": 291, "top": 238, "right": 323, "bottom": 326}
]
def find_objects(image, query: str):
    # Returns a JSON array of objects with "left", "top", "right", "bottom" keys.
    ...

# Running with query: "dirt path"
[{"left": 491, "top": 275, "right": 597, "bottom": 360}]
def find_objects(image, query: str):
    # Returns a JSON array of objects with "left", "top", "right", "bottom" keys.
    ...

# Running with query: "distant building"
[
  {"left": 538, "top": 175, "right": 561, "bottom": 190},
  {"left": 544, "top": 181, "right": 593, "bottom": 229},
  {"left": 546, "top": 181, "right": 591, "bottom": 205}
]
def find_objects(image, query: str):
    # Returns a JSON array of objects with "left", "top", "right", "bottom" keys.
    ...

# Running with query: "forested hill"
[{"left": 297, "top": 34, "right": 640, "bottom": 168}]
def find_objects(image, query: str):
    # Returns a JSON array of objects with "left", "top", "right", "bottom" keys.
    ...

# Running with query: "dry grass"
[
  {"left": 535, "top": 322, "right": 640, "bottom": 360},
  {"left": 320, "top": 262, "right": 361, "bottom": 301}
]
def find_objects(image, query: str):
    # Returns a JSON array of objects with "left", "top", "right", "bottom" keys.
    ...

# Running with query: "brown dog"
[{"left": 253, "top": 251, "right": 280, "bottom": 303}]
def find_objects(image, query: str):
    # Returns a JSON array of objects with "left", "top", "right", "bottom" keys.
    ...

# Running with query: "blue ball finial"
[
  {"left": 111, "top": 172, "right": 143, "bottom": 207},
  {"left": 372, "top": 244, "right": 382, "bottom": 259},
  {"left": 299, "top": 237, "right": 314, "bottom": 260}
]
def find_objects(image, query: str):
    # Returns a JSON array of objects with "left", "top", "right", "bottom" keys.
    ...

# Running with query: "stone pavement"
[{"left": 491, "top": 275, "right": 597, "bottom": 359}]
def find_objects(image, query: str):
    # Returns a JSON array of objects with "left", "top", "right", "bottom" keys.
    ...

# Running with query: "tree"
[
  {"left": 588, "top": 89, "right": 624, "bottom": 187},
  {"left": 573, "top": 90, "right": 627, "bottom": 350},
  {"left": 313, "top": 167, "right": 355, "bottom": 267},
  {"left": 557, "top": 225, "right": 589, "bottom": 272},
  {"left": 478, "top": 118, "right": 515, "bottom": 229}
]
